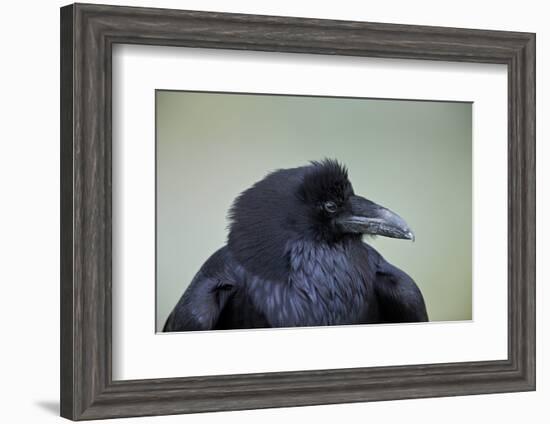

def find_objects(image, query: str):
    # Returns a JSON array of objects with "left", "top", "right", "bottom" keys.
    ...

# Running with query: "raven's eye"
[{"left": 323, "top": 201, "right": 338, "bottom": 213}]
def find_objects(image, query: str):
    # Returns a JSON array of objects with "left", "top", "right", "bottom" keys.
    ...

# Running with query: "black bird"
[{"left": 163, "top": 159, "right": 428, "bottom": 332}]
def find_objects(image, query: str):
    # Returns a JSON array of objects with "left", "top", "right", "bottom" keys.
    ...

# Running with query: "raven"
[{"left": 163, "top": 159, "right": 428, "bottom": 332}]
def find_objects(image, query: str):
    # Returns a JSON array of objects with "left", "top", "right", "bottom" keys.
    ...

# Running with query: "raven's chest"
[{"left": 246, "top": 241, "right": 371, "bottom": 327}]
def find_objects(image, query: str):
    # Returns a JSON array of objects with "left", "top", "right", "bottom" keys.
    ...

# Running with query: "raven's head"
[
  {"left": 228, "top": 159, "right": 414, "bottom": 280},
  {"left": 298, "top": 159, "right": 414, "bottom": 242}
]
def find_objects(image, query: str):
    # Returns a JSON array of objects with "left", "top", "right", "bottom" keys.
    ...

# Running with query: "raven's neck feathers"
[
  {"left": 247, "top": 239, "right": 373, "bottom": 326},
  {"left": 227, "top": 166, "right": 308, "bottom": 281}
]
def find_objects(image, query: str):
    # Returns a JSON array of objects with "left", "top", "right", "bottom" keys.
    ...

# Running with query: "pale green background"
[{"left": 156, "top": 90, "right": 472, "bottom": 331}]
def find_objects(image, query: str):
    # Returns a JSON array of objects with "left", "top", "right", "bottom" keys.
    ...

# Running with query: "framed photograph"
[{"left": 60, "top": 3, "right": 535, "bottom": 420}]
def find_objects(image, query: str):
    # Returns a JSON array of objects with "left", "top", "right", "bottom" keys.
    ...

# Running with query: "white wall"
[{"left": 0, "top": 0, "right": 546, "bottom": 422}]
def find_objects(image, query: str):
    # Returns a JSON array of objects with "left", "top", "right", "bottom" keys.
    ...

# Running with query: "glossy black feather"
[{"left": 163, "top": 160, "right": 428, "bottom": 332}]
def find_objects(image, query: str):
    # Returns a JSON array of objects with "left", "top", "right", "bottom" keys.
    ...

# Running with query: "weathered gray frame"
[{"left": 60, "top": 3, "right": 536, "bottom": 421}]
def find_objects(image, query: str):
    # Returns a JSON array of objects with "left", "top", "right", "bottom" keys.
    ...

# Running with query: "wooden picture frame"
[{"left": 60, "top": 3, "right": 535, "bottom": 420}]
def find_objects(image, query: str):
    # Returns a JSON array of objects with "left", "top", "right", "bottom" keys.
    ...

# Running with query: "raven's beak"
[{"left": 336, "top": 195, "right": 415, "bottom": 241}]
